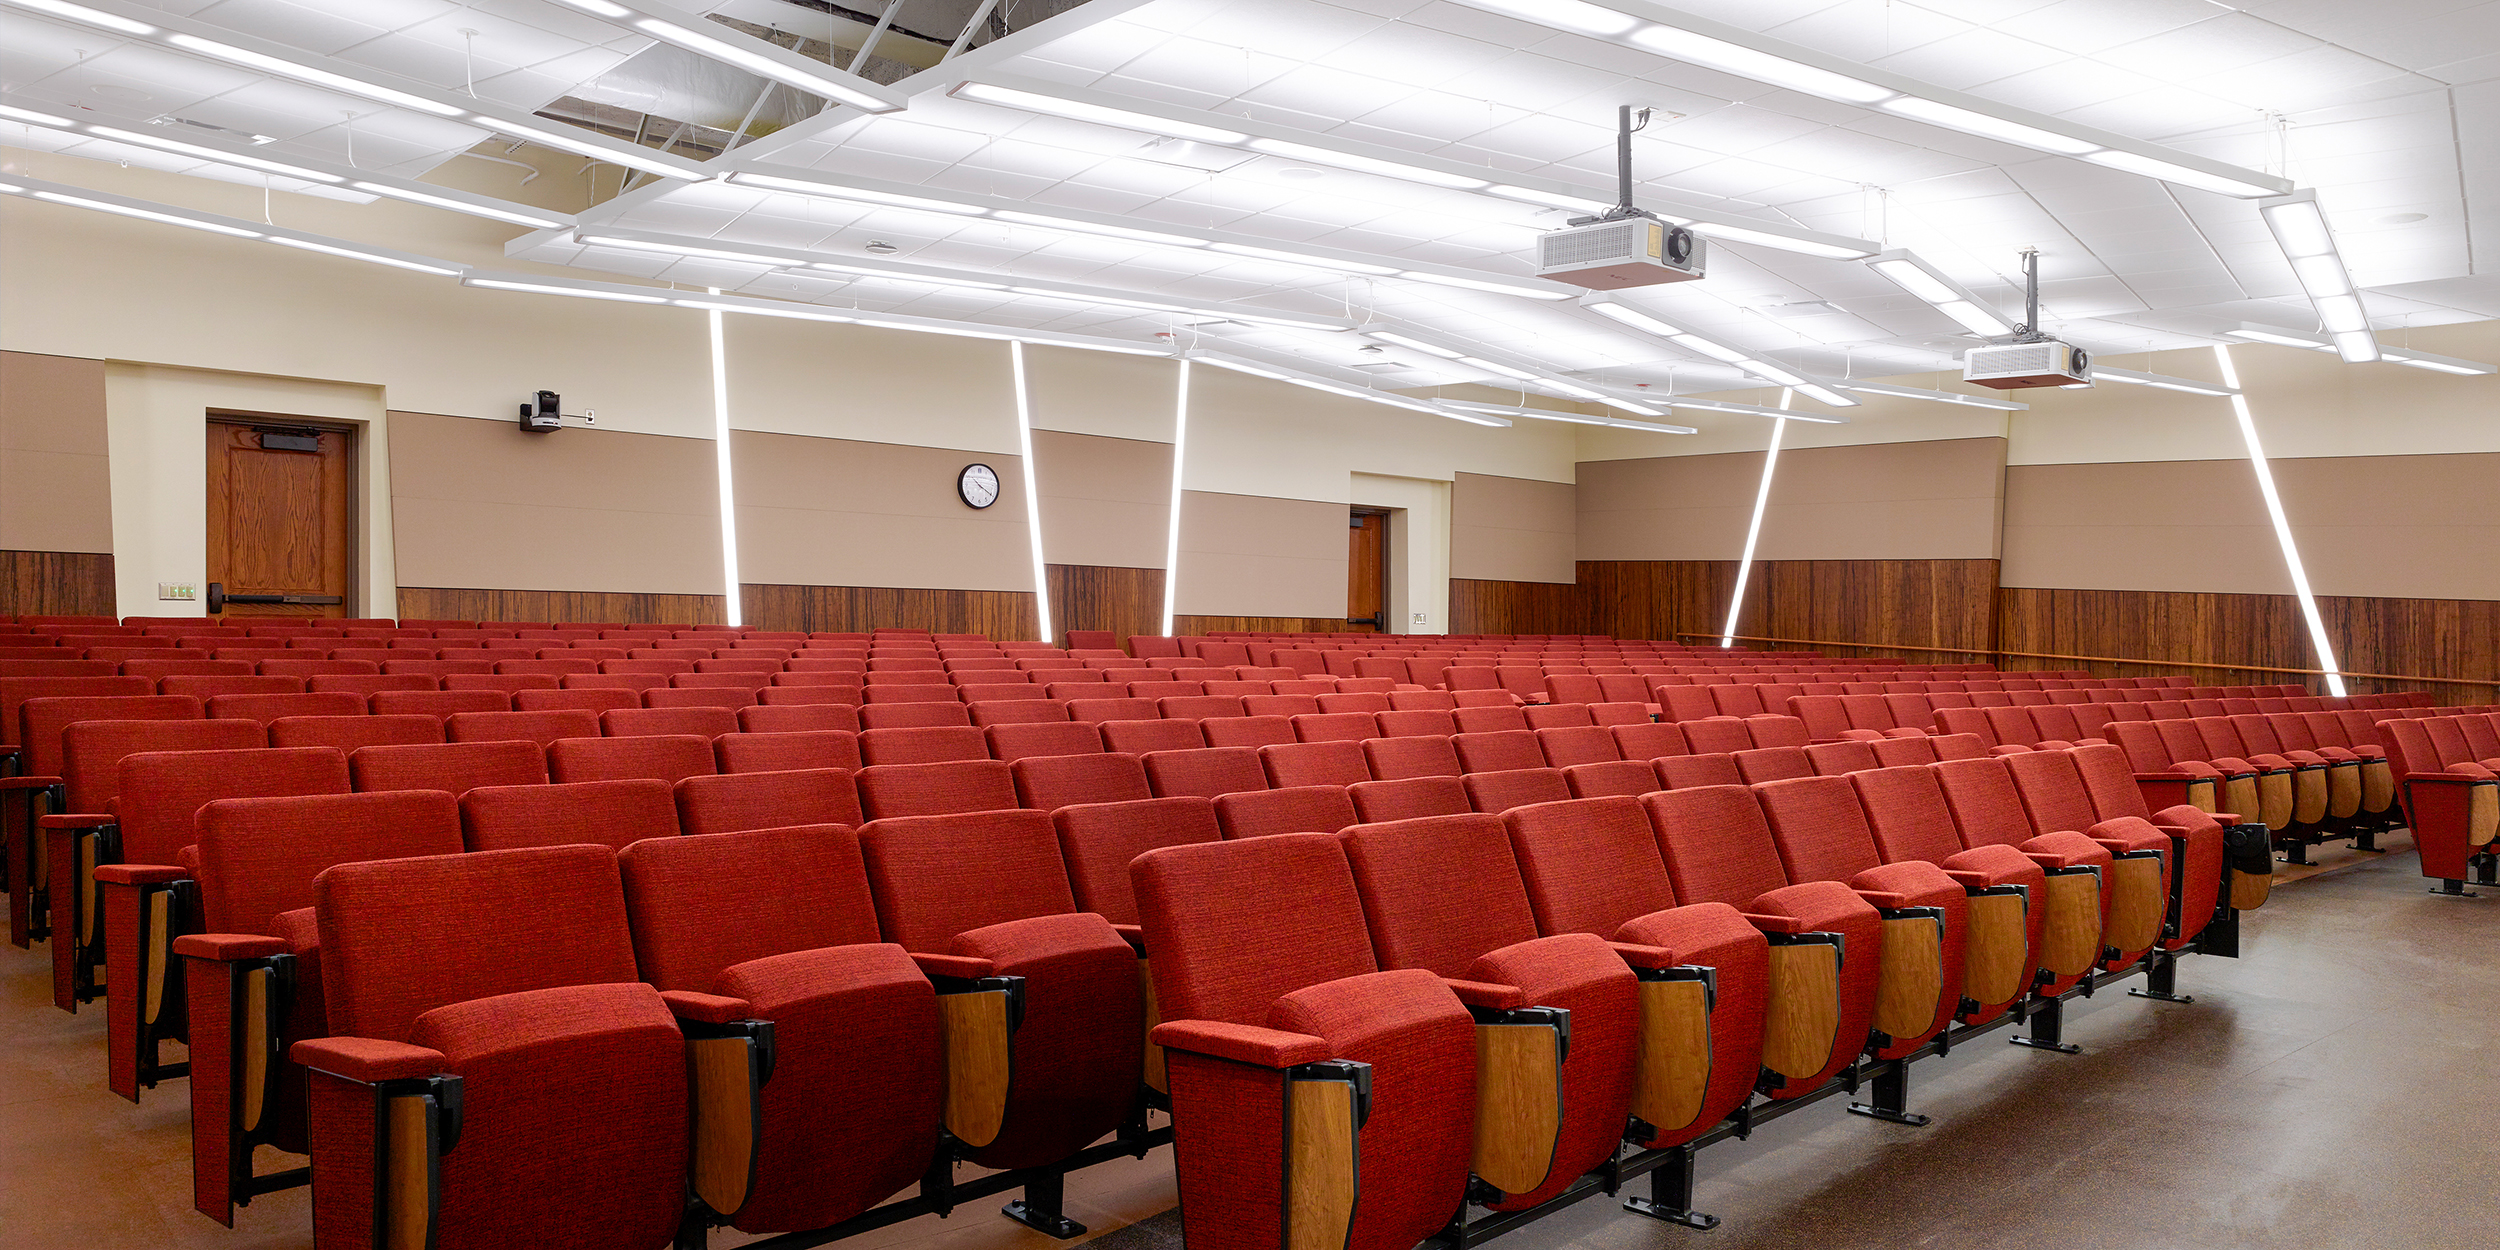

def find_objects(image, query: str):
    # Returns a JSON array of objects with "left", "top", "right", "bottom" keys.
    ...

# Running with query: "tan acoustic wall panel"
[
  {"left": 732, "top": 430, "right": 1035, "bottom": 592},
  {"left": 0, "top": 351, "right": 113, "bottom": 553},
  {"left": 1754, "top": 437, "right": 2006, "bottom": 561},
  {"left": 389, "top": 411, "right": 724, "bottom": 596},
  {"left": 1576, "top": 450, "right": 1767, "bottom": 561},
  {"left": 2272, "top": 452, "right": 2500, "bottom": 602},
  {"left": 1452, "top": 471, "right": 1576, "bottom": 584},
  {"left": 1173, "top": 490, "right": 1343, "bottom": 618},
  {"left": 2000, "top": 459, "right": 2292, "bottom": 595},
  {"left": 1031, "top": 430, "right": 1171, "bottom": 570}
]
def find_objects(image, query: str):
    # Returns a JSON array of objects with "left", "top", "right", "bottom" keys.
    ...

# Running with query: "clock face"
[{"left": 958, "top": 463, "right": 1001, "bottom": 509}]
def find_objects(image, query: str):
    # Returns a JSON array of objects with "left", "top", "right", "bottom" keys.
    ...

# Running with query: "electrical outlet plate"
[
  {"left": 1412, "top": 612, "right": 1427, "bottom": 624},
  {"left": 158, "top": 582, "right": 197, "bottom": 601}
]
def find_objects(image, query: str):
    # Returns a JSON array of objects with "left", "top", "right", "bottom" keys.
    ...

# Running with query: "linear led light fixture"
[
  {"left": 568, "top": 227, "right": 1354, "bottom": 331},
  {"left": 0, "top": 0, "right": 709, "bottom": 180},
  {"left": 1447, "top": 0, "right": 2289, "bottom": 199},
  {"left": 946, "top": 76, "right": 1881, "bottom": 261},
  {"left": 0, "top": 173, "right": 465, "bottom": 274},
  {"left": 547, "top": 0, "right": 903, "bottom": 112},
  {"left": 0, "top": 101, "right": 575, "bottom": 229},
  {"left": 1440, "top": 399, "right": 1697, "bottom": 433},
  {"left": 2257, "top": 191, "right": 2375, "bottom": 363},
  {"left": 2091, "top": 366, "right": 2236, "bottom": 397},
  {"left": 1160, "top": 359, "right": 1191, "bottom": 636},
  {"left": 1008, "top": 342, "right": 1054, "bottom": 643},
  {"left": 704, "top": 290, "right": 744, "bottom": 627},
  {"left": 2214, "top": 344, "right": 2343, "bottom": 697},
  {"left": 1186, "top": 351, "right": 1513, "bottom": 425},
  {"left": 1667, "top": 394, "right": 1846, "bottom": 424},
  {"left": 2221, "top": 324, "right": 2494, "bottom": 375},
  {"left": 720, "top": 168, "right": 1574, "bottom": 300},
  {"left": 1863, "top": 249, "right": 2018, "bottom": 337},
  {"left": 1580, "top": 297, "right": 1859, "bottom": 406},
  {"left": 1833, "top": 380, "right": 2027, "bottom": 410},
  {"left": 1358, "top": 328, "right": 1668, "bottom": 416},
  {"left": 1721, "top": 387, "right": 1793, "bottom": 646}
]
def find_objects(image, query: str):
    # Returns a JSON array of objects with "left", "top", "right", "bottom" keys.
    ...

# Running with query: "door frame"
[
  {"left": 205, "top": 410, "right": 362, "bottom": 617},
  {"left": 1349, "top": 506, "right": 1393, "bottom": 632}
]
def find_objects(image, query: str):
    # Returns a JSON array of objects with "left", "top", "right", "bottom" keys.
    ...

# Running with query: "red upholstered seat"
[
  {"left": 857, "top": 759, "right": 1020, "bottom": 819},
  {"left": 206, "top": 691, "right": 365, "bottom": 725},
  {"left": 715, "top": 729, "right": 861, "bottom": 774},
  {"left": 350, "top": 739, "right": 546, "bottom": 796},
  {"left": 444, "top": 709, "right": 599, "bottom": 748},
  {"left": 738, "top": 703, "right": 858, "bottom": 734},
  {"left": 1376, "top": 708, "right": 1457, "bottom": 738},
  {"left": 1100, "top": 718, "right": 1204, "bottom": 754},
  {"left": 859, "top": 809, "right": 1144, "bottom": 1173},
  {"left": 1200, "top": 715, "right": 1296, "bottom": 748},
  {"left": 1260, "top": 739, "right": 1368, "bottom": 788},
  {"left": 460, "top": 779, "right": 678, "bottom": 852},
  {"left": 1053, "top": 796, "right": 1221, "bottom": 924},
  {"left": 985, "top": 720, "right": 1103, "bottom": 763},
  {"left": 1012, "top": 752, "right": 1150, "bottom": 813},
  {"left": 512, "top": 687, "right": 641, "bottom": 715},
  {"left": 1562, "top": 759, "right": 1659, "bottom": 799},
  {"left": 859, "top": 725, "right": 988, "bottom": 766},
  {"left": 857, "top": 702, "right": 970, "bottom": 729},
  {"left": 1455, "top": 729, "right": 1544, "bottom": 774},
  {"left": 173, "top": 790, "right": 467, "bottom": 1223},
  {"left": 1535, "top": 725, "right": 1620, "bottom": 767},
  {"left": 620, "top": 826, "right": 942, "bottom": 1234},
  {"left": 294, "top": 845, "right": 691, "bottom": 1250},
  {"left": 1363, "top": 734, "right": 1461, "bottom": 780},
  {"left": 1734, "top": 746, "right": 1815, "bottom": 784},
  {"left": 1462, "top": 767, "right": 1572, "bottom": 814},
  {"left": 1143, "top": 747, "right": 1266, "bottom": 799},
  {"left": 1213, "top": 784, "right": 1358, "bottom": 839},
  {"left": 675, "top": 768, "right": 862, "bottom": 835},
  {"left": 1132, "top": 833, "right": 1476, "bottom": 1250},
  {"left": 603, "top": 706, "right": 738, "bottom": 738},
  {"left": 369, "top": 689, "right": 511, "bottom": 720},
  {"left": 2068, "top": 743, "right": 2234, "bottom": 950},
  {"left": 2002, "top": 749, "right": 2175, "bottom": 972},
  {"left": 1643, "top": 785, "right": 1878, "bottom": 1101},
  {"left": 1349, "top": 776, "right": 1471, "bottom": 822},
  {"left": 1612, "top": 722, "right": 1688, "bottom": 762},
  {"left": 547, "top": 733, "right": 715, "bottom": 786},
  {"left": 1657, "top": 754, "right": 1742, "bottom": 789},
  {"left": 1933, "top": 756, "right": 2116, "bottom": 999}
]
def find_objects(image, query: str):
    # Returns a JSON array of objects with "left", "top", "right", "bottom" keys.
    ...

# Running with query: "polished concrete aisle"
[{"left": 2, "top": 846, "right": 2490, "bottom": 1250}]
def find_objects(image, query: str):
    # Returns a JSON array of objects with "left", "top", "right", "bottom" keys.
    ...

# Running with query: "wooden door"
[
  {"left": 1347, "top": 510, "right": 1387, "bottom": 631},
  {"left": 205, "top": 419, "right": 353, "bottom": 618}
]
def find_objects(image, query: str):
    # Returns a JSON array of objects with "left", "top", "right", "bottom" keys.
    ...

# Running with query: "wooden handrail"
[{"left": 1675, "top": 632, "right": 2500, "bottom": 689}]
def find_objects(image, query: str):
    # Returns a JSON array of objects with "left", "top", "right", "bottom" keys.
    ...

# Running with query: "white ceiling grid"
[{"left": 0, "top": 0, "right": 2493, "bottom": 401}]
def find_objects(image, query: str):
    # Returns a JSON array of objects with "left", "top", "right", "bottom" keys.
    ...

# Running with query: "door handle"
[{"left": 204, "top": 583, "right": 344, "bottom": 614}]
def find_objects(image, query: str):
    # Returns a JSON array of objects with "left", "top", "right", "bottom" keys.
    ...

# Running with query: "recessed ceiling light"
[
  {"left": 1277, "top": 168, "right": 1324, "bottom": 180},
  {"left": 864, "top": 240, "right": 899, "bottom": 254},
  {"left": 2378, "top": 212, "right": 2429, "bottom": 225}
]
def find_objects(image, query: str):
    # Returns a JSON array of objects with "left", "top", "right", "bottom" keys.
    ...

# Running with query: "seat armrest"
[
  {"left": 0, "top": 774, "right": 59, "bottom": 792},
  {"left": 1443, "top": 978, "right": 1526, "bottom": 1010},
  {"left": 1109, "top": 922, "right": 1146, "bottom": 953},
  {"left": 1151, "top": 1019, "right": 1333, "bottom": 1069},
  {"left": 1853, "top": 889, "right": 1914, "bottom": 910},
  {"left": 93, "top": 862, "right": 187, "bottom": 887},
  {"left": 1740, "top": 912, "right": 1812, "bottom": 934},
  {"left": 173, "top": 932, "right": 287, "bottom": 962},
  {"left": 292, "top": 1036, "right": 449, "bottom": 1085},
  {"left": 660, "top": 989, "right": 753, "bottom": 1025},
  {"left": 1605, "top": 940, "right": 1682, "bottom": 970},
  {"left": 35, "top": 811, "right": 109, "bottom": 829},
  {"left": 1941, "top": 869, "right": 1993, "bottom": 889},
  {"left": 913, "top": 952, "right": 996, "bottom": 980}
]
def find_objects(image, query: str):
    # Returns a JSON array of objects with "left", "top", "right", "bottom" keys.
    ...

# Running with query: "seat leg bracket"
[
  {"left": 1845, "top": 1060, "right": 1930, "bottom": 1127},
  {"left": 1000, "top": 1171, "right": 1086, "bottom": 1239},
  {"left": 1620, "top": 1144, "right": 1718, "bottom": 1230}
]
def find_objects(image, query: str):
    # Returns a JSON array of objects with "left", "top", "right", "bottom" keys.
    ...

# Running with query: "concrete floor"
[{"left": 2, "top": 839, "right": 2490, "bottom": 1250}]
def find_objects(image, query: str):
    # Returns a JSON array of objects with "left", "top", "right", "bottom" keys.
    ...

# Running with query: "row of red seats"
[{"left": 2377, "top": 712, "right": 2500, "bottom": 891}]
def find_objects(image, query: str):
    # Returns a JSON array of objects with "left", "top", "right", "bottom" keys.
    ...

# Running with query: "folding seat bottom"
[
  {"left": 1608, "top": 901, "right": 1765, "bottom": 1150},
  {"left": 949, "top": 910, "right": 1144, "bottom": 1172},
  {"left": 1933, "top": 845, "right": 2047, "bottom": 1025},
  {"left": 1738, "top": 881, "right": 1879, "bottom": 1101},
  {"left": 1844, "top": 860, "right": 1964, "bottom": 1058},
  {"left": 1465, "top": 932, "right": 1635, "bottom": 1211}
]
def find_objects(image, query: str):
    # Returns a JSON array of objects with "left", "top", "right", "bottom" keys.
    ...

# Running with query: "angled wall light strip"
[
  {"left": 1863, "top": 249, "right": 2018, "bottom": 337},
  {"left": 1580, "top": 297, "right": 1859, "bottom": 405},
  {"left": 945, "top": 76, "right": 1881, "bottom": 260},
  {"left": 1446, "top": 0, "right": 2289, "bottom": 198},
  {"left": 0, "top": 173, "right": 465, "bottom": 274},
  {"left": 719, "top": 168, "right": 1573, "bottom": 300},
  {"left": 706, "top": 291, "right": 744, "bottom": 627},
  {"left": 570, "top": 227, "right": 1355, "bottom": 330},
  {"left": 0, "top": 0, "right": 709, "bottom": 180},
  {"left": 2222, "top": 324, "right": 2494, "bottom": 375},
  {"left": 1439, "top": 399, "right": 1697, "bottom": 433},
  {"left": 0, "top": 101, "right": 574, "bottom": 228},
  {"left": 2091, "top": 366, "right": 2236, "bottom": 397},
  {"left": 2213, "top": 345, "right": 2343, "bottom": 697},
  {"left": 1833, "top": 380, "right": 2027, "bottom": 410},
  {"left": 1009, "top": 342, "right": 1054, "bottom": 644},
  {"left": 1160, "top": 359, "right": 1191, "bottom": 636},
  {"left": 1185, "top": 351, "right": 1513, "bottom": 425},
  {"left": 2257, "top": 191, "right": 2376, "bottom": 363},
  {"left": 1721, "top": 388, "right": 1792, "bottom": 646},
  {"left": 546, "top": 0, "right": 904, "bottom": 112}
]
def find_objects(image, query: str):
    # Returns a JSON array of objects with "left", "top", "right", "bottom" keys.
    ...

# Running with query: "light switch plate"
[{"left": 158, "top": 582, "right": 197, "bottom": 601}]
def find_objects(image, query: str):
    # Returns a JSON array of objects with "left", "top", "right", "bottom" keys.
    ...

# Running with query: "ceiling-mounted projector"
[
  {"left": 1962, "top": 249, "right": 2091, "bottom": 390},
  {"left": 1535, "top": 106, "right": 1705, "bottom": 290}
]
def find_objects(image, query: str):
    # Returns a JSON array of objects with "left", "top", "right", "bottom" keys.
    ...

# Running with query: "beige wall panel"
[
  {"left": 1576, "top": 451, "right": 1765, "bottom": 561},
  {"left": 1025, "top": 347, "right": 1184, "bottom": 443},
  {"left": 732, "top": 431, "right": 1034, "bottom": 592},
  {"left": 0, "top": 351, "right": 112, "bottom": 552},
  {"left": 724, "top": 316, "right": 1023, "bottom": 453},
  {"left": 1174, "top": 490, "right": 1343, "bottom": 618},
  {"left": 390, "top": 411, "right": 722, "bottom": 595},
  {"left": 1451, "top": 472, "right": 1576, "bottom": 583},
  {"left": 2273, "top": 452, "right": 2500, "bottom": 601},
  {"left": 1754, "top": 437, "right": 2005, "bottom": 561},
  {"left": 1032, "top": 430, "right": 1170, "bottom": 570},
  {"left": 2000, "top": 460, "right": 2293, "bottom": 595}
]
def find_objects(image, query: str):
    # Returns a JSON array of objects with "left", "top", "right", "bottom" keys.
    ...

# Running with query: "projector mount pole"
[
  {"left": 2012, "top": 248, "right": 2044, "bottom": 343},
  {"left": 1580, "top": 105, "right": 1657, "bottom": 225}
]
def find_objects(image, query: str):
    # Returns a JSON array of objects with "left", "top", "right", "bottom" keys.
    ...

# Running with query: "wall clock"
[{"left": 958, "top": 463, "right": 1001, "bottom": 509}]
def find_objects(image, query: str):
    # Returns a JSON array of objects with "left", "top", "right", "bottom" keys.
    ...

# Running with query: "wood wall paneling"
[
  {"left": 396, "top": 587, "right": 725, "bottom": 626},
  {"left": 1574, "top": 561, "right": 1741, "bottom": 643},
  {"left": 1750, "top": 560, "right": 2000, "bottom": 657},
  {"left": 1046, "top": 564, "right": 1163, "bottom": 648},
  {"left": 741, "top": 583, "right": 1038, "bottom": 639},
  {"left": 0, "top": 550, "right": 116, "bottom": 618},
  {"left": 1448, "top": 578, "right": 1585, "bottom": 636},
  {"left": 1172, "top": 616, "right": 1372, "bottom": 637}
]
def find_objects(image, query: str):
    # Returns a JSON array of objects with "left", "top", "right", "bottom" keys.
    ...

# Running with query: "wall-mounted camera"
[{"left": 518, "top": 391, "right": 596, "bottom": 433}]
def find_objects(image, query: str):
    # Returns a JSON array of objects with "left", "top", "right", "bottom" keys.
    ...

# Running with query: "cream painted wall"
[
  {"left": 1574, "top": 381, "right": 2010, "bottom": 462},
  {"left": 1350, "top": 474, "right": 1450, "bottom": 633},
  {"left": 103, "top": 364, "right": 396, "bottom": 616},
  {"left": 1185, "top": 365, "right": 1578, "bottom": 502},
  {"left": 723, "top": 316, "right": 1023, "bottom": 453},
  {"left": 1026, "top": 347, "right": 1185, "bottom": 443}
]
